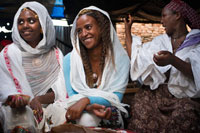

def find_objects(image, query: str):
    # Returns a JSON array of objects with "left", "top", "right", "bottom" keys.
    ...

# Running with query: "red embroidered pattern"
[
  {"left": 55, "top": 48, "right": 59, "bottom": 63},
  {"left": 4, "top": 47, "right": 69, "bottom": 99},
  {"left": 3, "top": 46, "right": 22, "bottom": 93}
]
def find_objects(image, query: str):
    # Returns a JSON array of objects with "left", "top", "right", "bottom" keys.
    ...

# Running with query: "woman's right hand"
[
  {"left": 66, "top": 97, "right": 90, "bottom": 121},
  {"left": 124, "top": 14, "right": 134, "bottom": 31},
  {"left": 124, "top": 14, "right": 134, "bottom": 58},
  {"left": 5, "top": 94, "right": 30, "bottom": 108},
  {"left": 29, "top": 96, "right": 43, "bottom": 123}
]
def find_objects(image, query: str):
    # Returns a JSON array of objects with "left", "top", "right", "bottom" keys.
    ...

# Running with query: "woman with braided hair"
[{"left": 63, "top": 6, "right": 130, "bottom": 128}]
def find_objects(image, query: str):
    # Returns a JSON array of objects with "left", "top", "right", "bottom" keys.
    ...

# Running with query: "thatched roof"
[{"left": 0, "top": 0, "right": 199, "bottom": 23}]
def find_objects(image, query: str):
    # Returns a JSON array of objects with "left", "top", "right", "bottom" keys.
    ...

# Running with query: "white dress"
[{"left": 130, "top": 29, "right": 200, "bottom": 98}]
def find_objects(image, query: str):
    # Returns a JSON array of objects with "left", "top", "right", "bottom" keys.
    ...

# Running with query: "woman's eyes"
[
  {"left": 85, "top": 25, "right": 92, "bottom": 30},
  {"left": 29, "top": 19, "right": 35, "bottom": 24},
  {"left": 18, "top": 18, "right": 36, "bottom": 25},
  {"left": 76, "top": 24, "right": 92, "bottom": 34},
  {"left": 76, "top": 29, "right": 82, "bottom": 34},
  {"left": 18, "top": 20, "right": 23, "bottom": 25}
]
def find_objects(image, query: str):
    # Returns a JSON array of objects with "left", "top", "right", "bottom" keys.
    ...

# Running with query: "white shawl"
[
  {"left": 130, "top": 29, "right": 200, "bottom": 98},
  {"left": 12, "top": 1, "right": 55, "bottom": 54},
  {"left": 64, "top": 6, "right": 130, "bottom": 113},
  {"left": 0, "top": 2, "right": 67, "bottom": 104}
]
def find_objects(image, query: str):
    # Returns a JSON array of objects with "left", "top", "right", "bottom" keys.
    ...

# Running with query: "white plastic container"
[{"left": 0, "top": 106, "right": 37, "bottom": 133}]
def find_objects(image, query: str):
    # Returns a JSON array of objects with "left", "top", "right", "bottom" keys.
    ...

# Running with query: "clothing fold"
[
  {"left": 130, "top": 29, "right": 200, "bottom": 98},
  {"left": 68, "top": 6, "right": 130, "bottom": 114}
]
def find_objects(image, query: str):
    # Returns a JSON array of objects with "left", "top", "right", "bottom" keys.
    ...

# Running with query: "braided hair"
[{"left": 74, "top": 9, "right": 115, "bottom": 88}]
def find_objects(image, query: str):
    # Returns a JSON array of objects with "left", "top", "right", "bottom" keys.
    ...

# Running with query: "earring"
[{"left": 40, "top": 28, "right": 43, "bottom": 34}]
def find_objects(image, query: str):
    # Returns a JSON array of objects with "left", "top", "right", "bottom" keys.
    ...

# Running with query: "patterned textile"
[
  {"left": 99, "top": 106, "right": 126, "bottom": 129},
  {"left": 128, "top": 84, "right": 200, "bottom": 133},
  {"left": 22, "top": 48, "right": 60, "bottom": 96},
  {"left": 51, "top": 123, "right": 135, "bottom": 133},
  {"left": 89, "top": 127, "right": 135, "bottom": 133},
  {"left": 11, "top": 126, "right": 31, "bottom": 133},
  {"left": 165, "top": 0, "right": 200, "bottom": 29},
  {"left": 67, "top": 106, "right": 128, "bottom": 129}
]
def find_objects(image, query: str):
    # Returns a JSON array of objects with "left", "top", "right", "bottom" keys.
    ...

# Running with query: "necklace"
[
  {"left": 92, "top": 72, "right": 98, "bottom": 88},
  {"left": 92, "top": 72, "right": 98, "bottom": 80},
  {"left": 171, "top": 31, "right": 188, "bottom": 53}
]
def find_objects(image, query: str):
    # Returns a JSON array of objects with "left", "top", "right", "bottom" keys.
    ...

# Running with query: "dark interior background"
[{"left": 0, "top": 0, "right": 199, "bottom": 51}]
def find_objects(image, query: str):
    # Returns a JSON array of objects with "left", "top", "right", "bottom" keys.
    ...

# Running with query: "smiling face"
[
  {"left": 161, "top": 8, "right": 177, "bottom": 36},
  {"left": 76, "top": 14, "right": 102, "bottom": 50},
  {"left": 17, "top": 8, "right": 42, "bottom": 48}
]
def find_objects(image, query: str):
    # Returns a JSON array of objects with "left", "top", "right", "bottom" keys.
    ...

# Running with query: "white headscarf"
[
  {"left": 0, "top": 1, "right": 65, "bottom": 103},
  {"left": 12, "top": 1, "right": 55, "bottom": 54},
  {"left": 67, "top": 6, "right": 130, "bottom": 113}
]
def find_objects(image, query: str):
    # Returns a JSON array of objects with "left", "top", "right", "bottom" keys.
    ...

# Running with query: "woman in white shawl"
[
  {"left": 63, "top": 6, "right": 130, "bottom": 128},
  {"left": 0, "top": 2, "right": 67, "bottom": 132},
  {"left": 124, "top": 0, "right": 200, "bottom": 132}
]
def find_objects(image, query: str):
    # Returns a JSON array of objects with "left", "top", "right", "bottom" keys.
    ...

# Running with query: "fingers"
[
  {"left": 104, "top": 107, "right": 112, "bottom": 120},
  {"left": 124, "top": 14, "right": 133, "bottom": 24},
  {"left": 157, "top": 50, "right": 171, "bottom": 56},
  {"left": 92, "top": 106, "right": 111, "bottom": 120},
  {"left": 32, "top": 104, "right": 43, "bottom": 123},
  {"left": 123, "top": 17, "right": 127, "bottom": 23},
  {"left": 93, "top": 108, "right": 106, "bottom": 118},
  {"left": 65, "top": 112, "right": 71, "bottom": 121},
  {"left": 66, "top": 111, "right": 75, "bottom": 121},
  {"left": 66, "top": 108, "right": 81, "bottom": 121},
  {"left": 15, "top": 96, "right": 24, "bottom": 108},
  {"left": 10, "top": 96, "right": 16, "bottom": 108},
  {"left": 65, "top": 109, "right": 72, "bottom": 121},
  {"left": 6, "top": 95, "right": 30, "bottom": 108},
  {"left": 33, "top": 108, "right": 43, "bottom": 123},
  {"left": 128, "top": 14, "right": 133, "bottom": 23},
  {"left": 92, "top": 104, "right": 105, "bottom": 110},
  {"left": 30, "top": 97, "right": 43, "bottom": 123},
  {"left": 153, "top": 54, "right": 158, "bottom": 64},
  {"left": 6, "top": 95, "right": 13, "bottom": 104},
  {"left": 154, "top": 51, "right": 167, "bottom": 60}
]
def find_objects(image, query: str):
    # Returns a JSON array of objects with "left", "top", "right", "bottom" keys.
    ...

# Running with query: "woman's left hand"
[
  {"left": 29, "top": 97, "right": 43, "bottom": 123},
  {"left": 153, "top": 51, "right": 175, "bottom": 66},
  {"left": 86, "top": 104, "right": 112, "bottom": 120}
]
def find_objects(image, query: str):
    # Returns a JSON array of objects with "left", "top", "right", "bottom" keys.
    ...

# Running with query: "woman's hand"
[
  {"left": 124, "top": 14, "right": 133, "bottom": 31},
  {"left": 5, "top": 94, "right": 30, "bottom": 108},
  {"left": 154, "top": 50, "right": 194, "bottom": 79},
  {"left": 153, "top": 51, "right": 175, "bottom": 66},
  {"left": 66, "top": 97, "right": 90, "bottom": 121},
  {"left": 29, "top": 96, "right": 43, "bottom": 123},
  {"left": 124, "top": 14, "right": 134, "bottom": 58},
  {"left": 86, "top": 104, "right": 112, "bottom": 120}
]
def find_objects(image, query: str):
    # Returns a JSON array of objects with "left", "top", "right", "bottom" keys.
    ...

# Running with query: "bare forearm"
[
  {"left": 37, "top": 91, "right": 55, "bottom": 104},
  {"left": 171, "top": 56, "right": 194, "bottom": 79},
  {"left": 125, "top": 28, "right": 132, "bottom": 58}
]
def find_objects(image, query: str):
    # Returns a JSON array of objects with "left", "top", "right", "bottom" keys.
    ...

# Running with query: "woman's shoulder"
[
  {"left": 63, "top": 52, "right": 71, "bottom": 62},
  {"left": 0, "top": 44, "right": 21, "bottom": 67},
  {"left": 63, "top": 52, "right": 72, "bottom": 68},
  {"left": 1, "top": 44, "right": 20, "bottom": 57}
]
